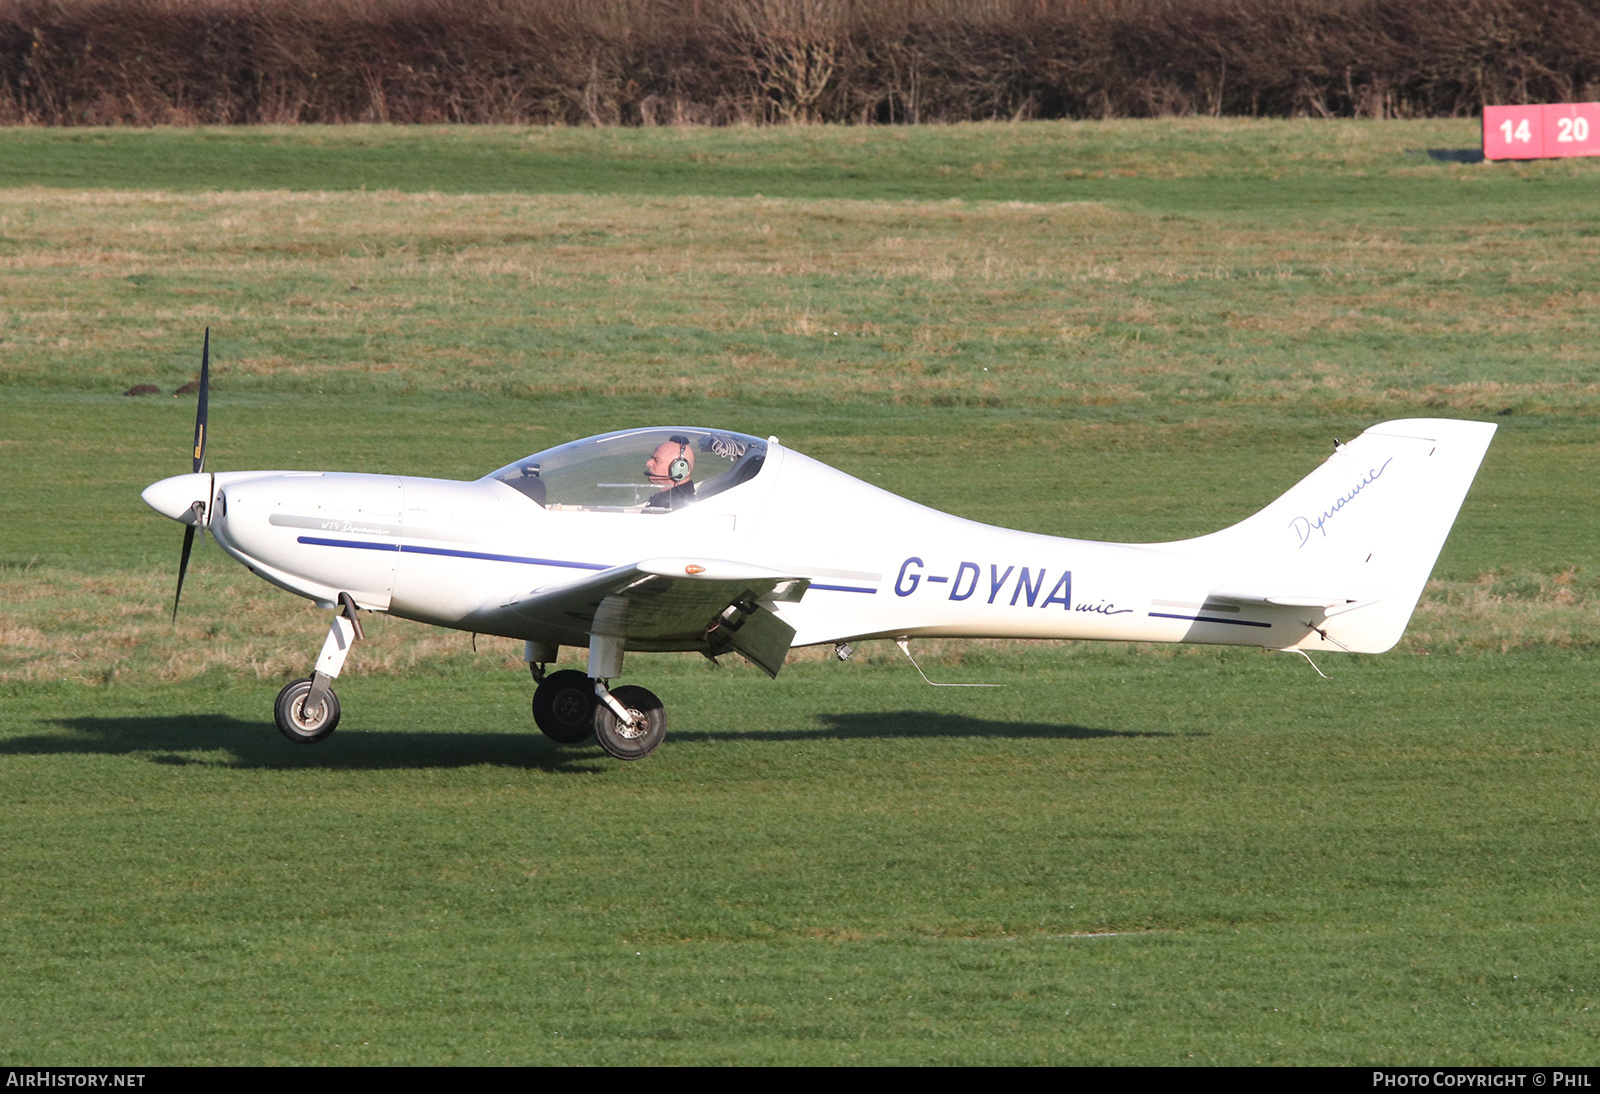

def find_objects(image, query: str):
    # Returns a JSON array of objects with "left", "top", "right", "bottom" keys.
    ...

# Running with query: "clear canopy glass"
[{"left": 482, "top": 428, "right": 768, "bottom": 512}]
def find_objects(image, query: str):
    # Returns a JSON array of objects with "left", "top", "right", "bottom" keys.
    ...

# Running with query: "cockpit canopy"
[{"left": 482, "top": 428, "right": 768, "bottom": 512}]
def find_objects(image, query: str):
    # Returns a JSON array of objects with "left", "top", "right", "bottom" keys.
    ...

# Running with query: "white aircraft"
[{"left": 143, "top": 334, "right": 1496, "bottom": 760}]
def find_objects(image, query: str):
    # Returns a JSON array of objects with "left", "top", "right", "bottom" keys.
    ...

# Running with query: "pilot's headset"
[{"left": 665, "top": 435, "right": 692, "bottom": 483}]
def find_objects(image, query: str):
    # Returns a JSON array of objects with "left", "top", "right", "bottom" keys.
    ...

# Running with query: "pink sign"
[
  {"left": 1541, "top": 102, "right": 1600, "bottom": 158},
  {"left": 1483, "top": 102, "right": 1600, "bottom": 160}
]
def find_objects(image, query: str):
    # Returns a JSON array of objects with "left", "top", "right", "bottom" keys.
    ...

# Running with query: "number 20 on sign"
[{"left": 1483, "top": 102, "right": 1600, "bottom": 160}]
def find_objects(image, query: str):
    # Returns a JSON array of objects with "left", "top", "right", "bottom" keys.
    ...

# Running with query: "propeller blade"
[
  {"left": 172, "top": 330, "right": 212, "bottom": 621},
  {"left": 173, "top": 523, "right": 196, "bottom": 623},
  {"left": 191, "top": 328, "right": 210, "bottom": 474}
]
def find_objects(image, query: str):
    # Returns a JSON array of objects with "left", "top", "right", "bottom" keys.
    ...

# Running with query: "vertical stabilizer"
[{"left": 1172, "top": 418, "right": 1496, "bottom": 653}]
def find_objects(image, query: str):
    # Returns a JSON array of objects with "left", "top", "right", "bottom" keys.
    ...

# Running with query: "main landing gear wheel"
[
  {"left": 275, "top": 677, "right": 340, "bottom": 744},
  {"left": 593, "top": 685, "right": 666, "bottom": 761},
  {"left": 532, "top": 669, "right": 598, "bottom": 744}
]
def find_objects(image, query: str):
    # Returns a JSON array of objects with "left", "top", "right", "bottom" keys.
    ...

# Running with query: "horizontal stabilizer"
[{"left": 1208, "top": 588, "right": 1351, "bottom": 609}]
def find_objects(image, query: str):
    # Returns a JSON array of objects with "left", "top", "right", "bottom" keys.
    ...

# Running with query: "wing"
[{"left": 480, "top": 557, "right": 810, "bottom": 678}]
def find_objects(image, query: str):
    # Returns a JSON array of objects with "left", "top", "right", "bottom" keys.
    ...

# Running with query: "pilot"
[{"left": 644, "top": 436, "right": 696, "bottom": 510}]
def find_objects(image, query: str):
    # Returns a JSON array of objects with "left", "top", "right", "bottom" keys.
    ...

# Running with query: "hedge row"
[{"left": 2, "top": 0, "right": 1597, "bottom": 126}]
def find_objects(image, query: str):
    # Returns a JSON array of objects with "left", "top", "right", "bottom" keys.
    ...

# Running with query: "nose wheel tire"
[
  {"left": 275, "top": 677, "right": 340, "bottom": 744},
  {"left": 532, "top": 669, "right": 598, "bottom": 744},
  {"left": 593, "top": 685, "right": 666, "bottom": 761}
]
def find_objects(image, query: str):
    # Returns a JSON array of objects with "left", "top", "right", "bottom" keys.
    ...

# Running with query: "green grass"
[
  {"left": 5, "top": 123, "right": 1600, "bottom": 418},
  {"left": 4, "top": 650, "right": 1599, "bottom": 1064},
  {"left": 0, "top": 119, "right": 1589, "bottom": 224},
  {"left": 1, "top": 119, "right": 1597, "bottom": 1064}
]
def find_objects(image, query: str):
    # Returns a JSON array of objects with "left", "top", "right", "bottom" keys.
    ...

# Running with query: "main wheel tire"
[
  {"left": 592, "top": 685, "right": 666, "bottom": 761},
  {"left": 532, "top": 669, "right": 598, "bottom": 744},
  {"left": 275, "top": 677, "right": 340, "bottom": 744}
]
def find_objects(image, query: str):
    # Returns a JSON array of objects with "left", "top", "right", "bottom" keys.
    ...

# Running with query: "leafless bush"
[{"left": 1, "top": 0, "right": 1597, "bottom": 125}]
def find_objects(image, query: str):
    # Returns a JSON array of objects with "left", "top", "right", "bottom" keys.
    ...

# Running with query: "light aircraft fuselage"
[{"left": 144, "top": 416, "right": 1496, "bottom": 760}]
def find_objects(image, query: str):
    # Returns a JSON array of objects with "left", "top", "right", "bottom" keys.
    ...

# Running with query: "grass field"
[{"left": 1, "top": 119, "right": 1597, "bottom": 1064}]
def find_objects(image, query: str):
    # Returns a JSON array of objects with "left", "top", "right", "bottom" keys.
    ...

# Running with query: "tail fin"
[{"left": 1173, "top": 418, "right": 1496, "bottom": 653}]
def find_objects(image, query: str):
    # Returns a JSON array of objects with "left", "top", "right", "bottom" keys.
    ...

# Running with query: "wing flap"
[{"left": 484, "top": 557, "right": 809, "bottom": 675}]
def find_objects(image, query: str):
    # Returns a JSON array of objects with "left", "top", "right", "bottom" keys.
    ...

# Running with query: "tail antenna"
[
  {"left": 894, "top": 639, "right": 1005, "bottom": 688},
  {"left": 1279, "top": 648, "right": 1331, "bottom": 679}
]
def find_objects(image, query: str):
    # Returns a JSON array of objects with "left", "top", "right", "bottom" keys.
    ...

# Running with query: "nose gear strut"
[{"left": 275, "top": 592, "right": 363, "bottom": 744}]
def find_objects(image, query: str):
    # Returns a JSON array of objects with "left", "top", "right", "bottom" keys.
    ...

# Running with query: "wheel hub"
[{"left": 551, "top": 690, "right": 587, "bottom": 724}]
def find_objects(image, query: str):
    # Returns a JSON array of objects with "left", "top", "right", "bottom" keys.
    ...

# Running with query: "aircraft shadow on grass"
[
  {"left": 669, "top": 710, "right": 1189, "bottom": 744},
  {"left": 5, "top": 710, "right": 1189, "bottom": 772},
  {"left": 18, "top": 714, "right": 607, "bottom": 775}
]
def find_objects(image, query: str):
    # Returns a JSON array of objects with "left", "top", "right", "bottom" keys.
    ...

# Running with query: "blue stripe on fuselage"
[
  {"left": 296, "top": 536, "right": 878, "bottom": 591},
  {"left": 296, "top": 536, "right": 605, "bottom": 570}
]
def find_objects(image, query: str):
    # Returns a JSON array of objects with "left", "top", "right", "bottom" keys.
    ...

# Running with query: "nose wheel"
[
  {"left": 532, "top": 669, "right": 599, "bottom": 744},
  {"left": 275, "top": 677, "right": 341, "bottom": 743},
  {"left": 592, "top": 684, "right": 666, "bottom": 760}
]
